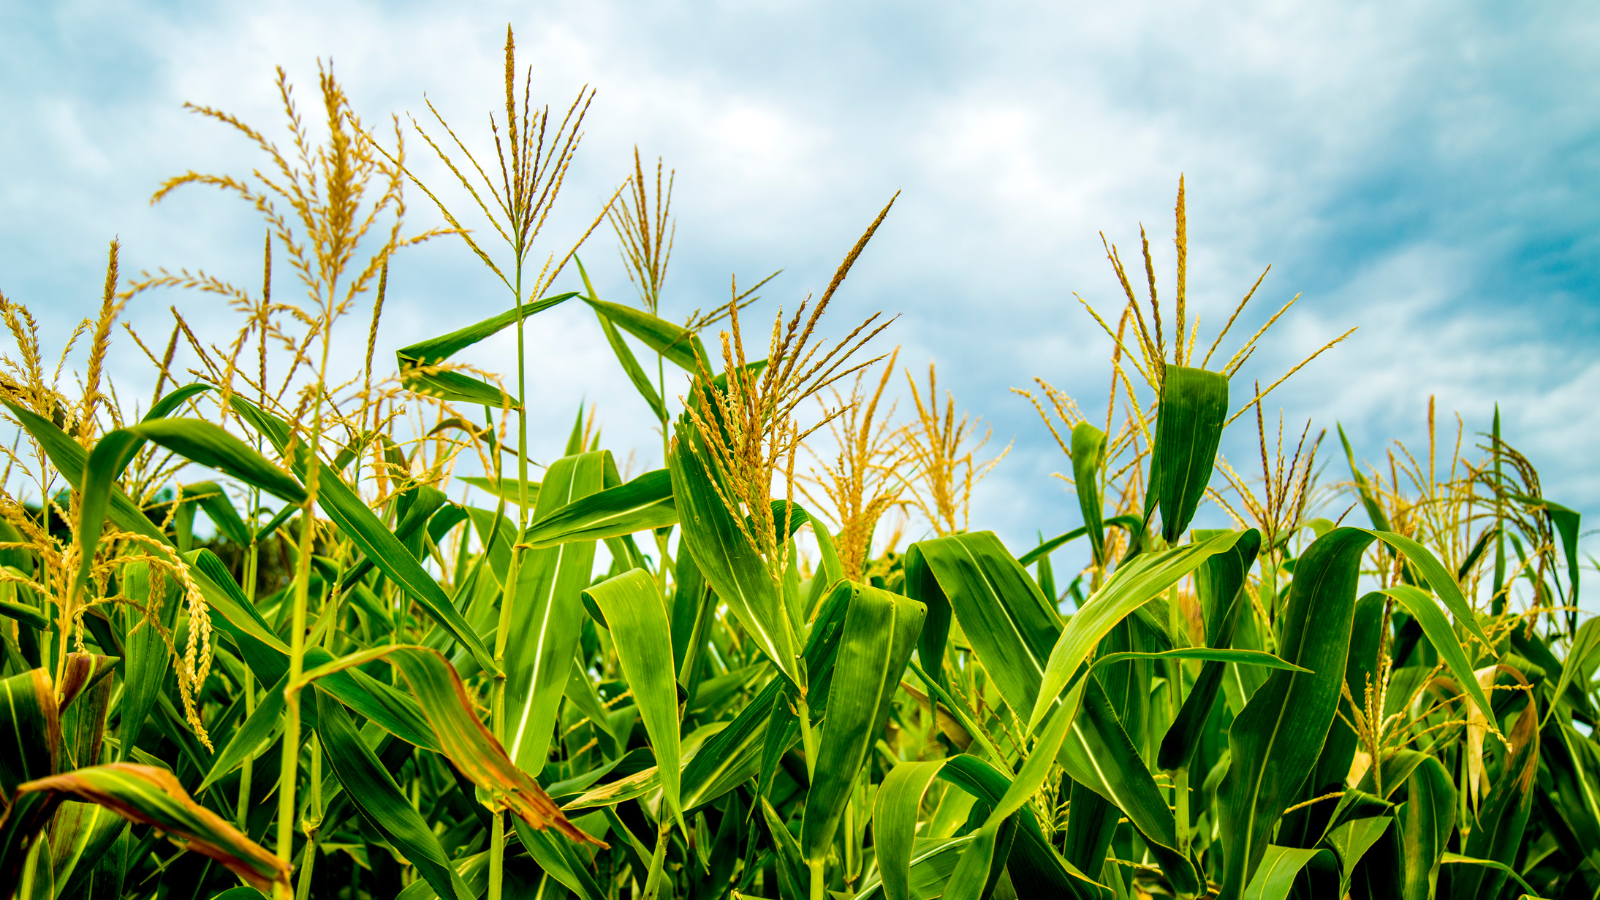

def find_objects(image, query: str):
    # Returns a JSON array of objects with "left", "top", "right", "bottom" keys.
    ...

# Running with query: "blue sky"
[{"left": 2, "top": 0, "right": 1597, "bottom": 574}]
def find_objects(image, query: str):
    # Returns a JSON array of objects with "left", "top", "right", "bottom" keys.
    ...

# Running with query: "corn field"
[{"left": 0, "top": 32, "right": 1594, "bottom": 900}]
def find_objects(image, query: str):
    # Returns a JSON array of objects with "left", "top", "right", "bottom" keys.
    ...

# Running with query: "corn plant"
[{"left": 0, "top": 34, "right": 1595, "bottom": 900}]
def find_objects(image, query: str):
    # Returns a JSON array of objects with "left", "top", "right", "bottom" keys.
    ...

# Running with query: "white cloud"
[{"left": 1, "top": 0, "right": 1596, "bottom": 568}]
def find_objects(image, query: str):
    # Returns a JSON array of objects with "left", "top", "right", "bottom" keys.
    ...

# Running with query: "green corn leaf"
[
  {"left": 520, "top": 468, "right": 676, "bottom": 549},
  {"left": 0, "top": 398, "right": 165, "bottom": 547},
  {"left": 189, "top": 552, "right": 437, "bottom": 757},
  {"left": 596, "top": 307, "right": 668, "bottom": 421},
  {"left": 118, "top": 564, "right": 177, "bottom": 759},
  {"left": 583, "top": 295, "right": 710, "bottom": 374},
  {"left": 400, "top": 294, "right": 578, "bottom": 365},
  {"left": 0, "top": 791, "right": 57, "bottom": 897},
  {"left": 395, "top": 293, "right": 578, "bottom": 407},
  {"left": 513, "top": 819, "right": 607, "bottom": 900},
  {"left": 1017, "top": 516, "right": 1143, "bottom": 568},
  {"left": 800, "top": 581, "right": 925, "bottom": 866},
  {"left": 182, "top": 482, "right": 252, "bottom": 547},
  {"left": 1541, "top": 718, "right": 1600, "bottom": 860},
  {"left": 564, "top": 660, "right": 621, "bottom": 747},
  {"left": 0, "top": 594, "right": 47, "bottom": 630},
  {"left": 14, "top": 763, "right": 289, "bottom": 893},
  {"left": 1241, "top": 846, "right": 1331, "bottom": 900},
  {"left": 186, "top": 549, "right": 291, "bottom": 655},
  {"left": 1544, "top": 615, "right": 1600, "bottom": 726},
  {"left": 1279, "top": 591, "right": 1387, "bottom": 849},
  {"left": 1071, "top": 421, "right": 1108, "bottom": 565},
  {"left": 72, "top": 430, "right": 144, "bottom": 603},
  {"left": 1337, "top": 424, "right": 1392, "bottom": 532},
  {"left": 874, "top": 760, "right": 949, "bottom": 900},
  {"left": 337, "top": 485, "right": 447, "bottom": 591},
  {"left": 144, "top": 383, "right": 213, "bottom": 420},
  {"left": 1029, "top": 530, "right": 1244, "bottom": 732},
  {"left": 459, "top": 476, "right": 542, "bottom": 508},
  {"left": 1373, "top": 585, "right": 1495, "bottom": 732},
  {"left": 314, "top": 689, "right": 473, "bottom": 900},
  {"left": 198, "top": 672, "right": 288, "bottom": 793},
  {"left": 584, "top": 568, "right": 686, "bottom": 833},
  {"left": 58, "top": 653, "right": 116, "bottom": 771},
  {"left": 1056, "top": 677, "right": 1200, "bottom": 895},
  {"left": 503, "top": 450, "right": 606, "bottom": 774},
  {"left": 46, "top": 802, "right": 126, "bottom": 900},
  {"left": 1359, "top": 529, "right": 1490, "bottom": 651},
  {"left": 576, "top": 257, "right": 669, "bottom": 421},
  {"left": 761, "top": 797, "right": 808, "bottom": 900},
  {"left": 1147, "top": 365, "right": 1228, "bottom": 543},
  {"left": 678, "top": 584, "right": 854, "bottom": 812},
  {"left": 669, "top": 417, "right": 801, "bottom": 688},
  {"left": 904, "top": 531, "right": 1060, "bottom": 720},
  {"left": 1440, "top": 854, "right": 1546, "bottom": 900},
  {"left": 124, "top": 418, "right": 307, "bottom": 504},
  {"left": 1219, "top": 527, "right": 1372, "bottom": 900},
  {"left": 1397, "top": 757, "right": 1454, "bottom": 900},
  {"left": 1322, "top": 816, "right": 1392, "bottom": 896}
]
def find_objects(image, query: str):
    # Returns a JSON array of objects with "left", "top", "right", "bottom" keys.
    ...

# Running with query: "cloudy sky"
[{"left": 2, "top": 0, "right": 1597, "bottom": 576}]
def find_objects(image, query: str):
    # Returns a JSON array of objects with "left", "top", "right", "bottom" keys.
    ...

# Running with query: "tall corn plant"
[{"left": 0, "top": 42, "right": 1595, "bottom": 900}]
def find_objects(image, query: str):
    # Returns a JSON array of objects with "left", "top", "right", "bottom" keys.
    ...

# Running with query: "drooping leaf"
[
  {"left": 1241, "top": 845, "right": 1332, "bottom": 900},
  {"left": 1450, "top": 702, "right": 1539, "bottom": 900},
  {"left": 0, "top": 669, "right": 58, "bottom": 798},
  {"left": 943, "top": 675, "right": 1087, "bottom": 900},
  {"left": 583, "top": 294, "right": 710, "bottom": 374},
  {"left": 124, "top": 417, "right": 307, "bottom": 504},
  {"left": 904, "top": 531, "right": 1060, "bottom": 721},
  {"left": 13, "top": 764, "right": 289, "bottom": 893},
  {"left": 1158, "top": 529, "right": 1262, "bottom": 770},
  {"left": 1374, "top": 584, "right": 1495, "bottom": 733},
  {"left": 381, "top": 647, "right": 600, "bottom": 846},
  {"left": 934, "top": 755, "right": 1109, "bottom": 900}
]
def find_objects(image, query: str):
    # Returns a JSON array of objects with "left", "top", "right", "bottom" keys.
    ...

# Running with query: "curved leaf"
[
  {"left": 129, "top": 418, "right": 306, "bottom": 504},
  {"left": 15, "top": 763, "right": 288, "bottom": 892},
  {"left": 874, "top": 760, "right": 949, "bottom": 900},
  {"left": 521, "top": 468, "right": 676, "bottom": 549}
]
